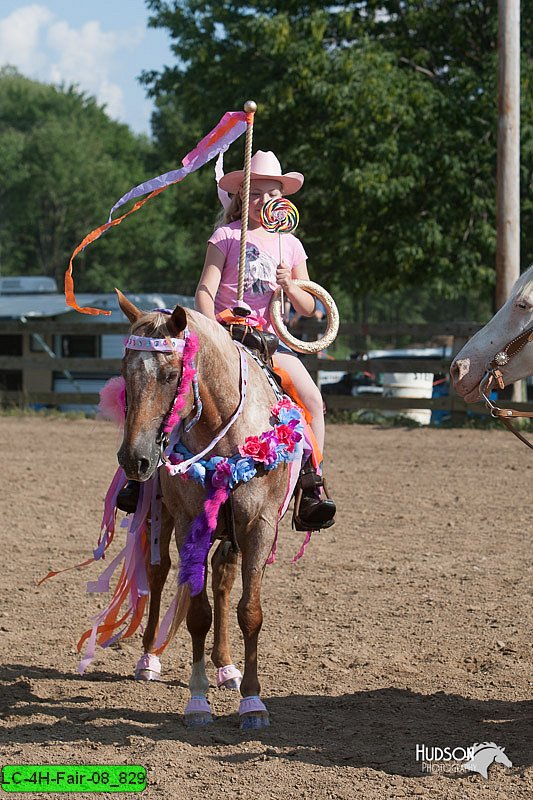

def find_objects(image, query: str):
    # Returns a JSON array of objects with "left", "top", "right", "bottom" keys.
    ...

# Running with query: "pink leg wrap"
[
  {"left": 239, "top": 695, "right": 267, "bottom": 715},
  {"left": 185, "top": 696, "right": 212, "bottom": 715},
  {"left": 135, "top": 653, "right": 161, "bottom": 678},
  {"left": 216, "top": 664, "right": 242, "bottom": 688}
]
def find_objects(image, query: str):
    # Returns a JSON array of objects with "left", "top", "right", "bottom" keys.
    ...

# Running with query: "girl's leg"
[
  {"left": 273, "top": 351, "right": 335, "bottom": 530},
  {"left": 272, "top": 352, "right": 325, "bottom": 452}
]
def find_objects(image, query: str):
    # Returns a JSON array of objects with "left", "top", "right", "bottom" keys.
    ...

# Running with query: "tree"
[
  {"left": 142, "top": 1, "right": 533, "bottom": 313},
  {"left": 0, "top": 68, "right": 195, "bottom": 295}
]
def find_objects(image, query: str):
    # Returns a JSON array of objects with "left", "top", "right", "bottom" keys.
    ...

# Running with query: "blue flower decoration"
[
  {"left": 187, "top": 463, "right": 206, "bottom": 486},
  {"left": 232, "top": 457, "right": 257, "bottom": 485},
  {"left": 278, "top": 407, "right": 302, "bottom": 424},
  {"left": 170, "top": 402, "right": 305, "bottom": 491}
]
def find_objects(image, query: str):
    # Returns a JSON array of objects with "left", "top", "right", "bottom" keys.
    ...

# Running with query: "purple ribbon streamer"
[
  {"left": 150, "top": 471, "right": 162, "bottom": 566},
  {"left": 94, "top": 466, "right": 127, "bottom": 560},
  {"left": 107, "top": 111, "right": 247, "bottom": 221}
]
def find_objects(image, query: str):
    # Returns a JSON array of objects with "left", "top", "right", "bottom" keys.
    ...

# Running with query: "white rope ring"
[{"left": 269, "top": 280, "right": 339, "bottom": 354}]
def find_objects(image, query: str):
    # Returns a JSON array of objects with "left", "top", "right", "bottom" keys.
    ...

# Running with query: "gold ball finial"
[{"left": 244, "top": 100, "right": 257, "bottom": 114}]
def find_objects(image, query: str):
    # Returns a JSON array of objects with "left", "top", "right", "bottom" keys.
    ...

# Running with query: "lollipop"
[
  {"left": 260, "top": 198, "right": 299, "bottom": 317},
  {"left": 260, "top": 198, "right": 299, "bottom": 234}
]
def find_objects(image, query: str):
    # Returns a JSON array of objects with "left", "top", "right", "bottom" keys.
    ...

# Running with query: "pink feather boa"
[
  {"left": 98, "top": 376, "right": 126, "bottom": 425},
  {"left": 163, "top": 330, "right": 199, "bottom": 433}
]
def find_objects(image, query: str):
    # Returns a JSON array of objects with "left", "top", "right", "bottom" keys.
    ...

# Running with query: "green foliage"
[
  {"left": 2, "top": 3, "right": 532, "bottom": 318},
  {"left": 0, "top": 67, "right": 194, "bottom": 295},
  {"left": 143, "top": 0, "right": 533, "bottom": 313}
]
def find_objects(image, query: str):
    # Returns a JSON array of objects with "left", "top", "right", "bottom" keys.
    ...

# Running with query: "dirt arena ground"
[{"left": 1, "top": 416, "right": 531, "bottom": 799}]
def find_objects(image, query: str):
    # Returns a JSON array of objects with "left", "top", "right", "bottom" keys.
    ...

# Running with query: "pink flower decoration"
[
  {"left": 272, "top": 396, "right": 296, "bottom": 417},
  {"left": 239, "top": 436, "right": 272, "bottom": 464},
  {"left": 274, "top": 423, "right": 299, "bottom": 453}
]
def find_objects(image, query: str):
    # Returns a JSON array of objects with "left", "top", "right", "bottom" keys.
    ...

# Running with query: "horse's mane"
[
  {"left": 130, "top": 311, "right": 174, "bottom": 336},
  {"left": 470, "top": 742, "right": 500, "bottom": 752},
  {"left": 513, "top": 264, "right": 533, "bottom": 300}
]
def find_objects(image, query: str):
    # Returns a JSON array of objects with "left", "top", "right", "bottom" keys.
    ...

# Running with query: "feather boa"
[
  {"left": 96, "top": 329, "right": 199, "bottom": 431},
  {"left": 98, "top": 376, "right": 126, "bottom": 425},
  {"left": 163, "top": 331, "right": 199, "bottom": 433}
]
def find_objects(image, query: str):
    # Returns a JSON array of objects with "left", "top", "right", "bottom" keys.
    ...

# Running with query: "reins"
[{"left": 479, "top": 322, "right": 533, "bottom": 449}]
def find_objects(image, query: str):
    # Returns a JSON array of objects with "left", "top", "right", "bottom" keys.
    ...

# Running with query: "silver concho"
[{"left": 494, "top": 351, "right": 510, "bottom": 366}]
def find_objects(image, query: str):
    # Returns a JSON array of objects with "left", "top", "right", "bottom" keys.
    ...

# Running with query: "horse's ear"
[
  {"left": 167, "top": 304, "right": 187, "bottom": 335},
  {"left": 115, "top": 289, "right": 143, "bottom": 324}
]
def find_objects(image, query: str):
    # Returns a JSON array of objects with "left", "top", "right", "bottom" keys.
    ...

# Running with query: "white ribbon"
[{"left": 216, "top": 152, "right": 231, "bottom": 209}]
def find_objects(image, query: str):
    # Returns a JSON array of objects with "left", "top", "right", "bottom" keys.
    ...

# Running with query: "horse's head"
[
  {"left": 464, "top": 742, "right": 512, "bottom": 780},
  {"left": 494, "top": 747, "right": 512, "bottom": 769},
  {"left": 116, "top": 290, "right": 191, "bottom": 481},
  {"left": 451, "top": 267, "right": 533, "bottom": 401}
]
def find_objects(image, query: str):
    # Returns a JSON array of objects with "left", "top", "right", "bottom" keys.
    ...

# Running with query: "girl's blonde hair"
[{"left": 214, "top": 193, "right": 242, "bottom": 229}]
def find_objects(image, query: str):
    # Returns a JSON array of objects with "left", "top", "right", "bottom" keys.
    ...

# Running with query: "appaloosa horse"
[
  {"left": 451, "top": 266, "right": 533, "bottom": 445},
  {"left": 114, "top": 291, "right": 302, "bottom": 730},
  {"left": 451, "top": 265, "right": 533, "bottom": 402}
]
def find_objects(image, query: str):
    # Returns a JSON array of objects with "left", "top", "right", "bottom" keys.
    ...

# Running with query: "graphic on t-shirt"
[{"left": 244, "top": 244, "right": 277, "bottom": 296}]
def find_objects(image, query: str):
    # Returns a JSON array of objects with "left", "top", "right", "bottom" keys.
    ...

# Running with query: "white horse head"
[
  {"left": 464, "top": 742, "right": 512, "bottom": 780},
  {"left": 451, "top": 265, "right": 533, "bottom": 401}
]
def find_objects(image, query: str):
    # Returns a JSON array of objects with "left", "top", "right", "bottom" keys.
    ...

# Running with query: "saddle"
[{"left": 227, "top": 324, "right": 279, "bottom": 363}]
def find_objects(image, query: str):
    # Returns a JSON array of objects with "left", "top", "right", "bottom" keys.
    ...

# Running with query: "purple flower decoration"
[{"left": 212, "top": 459, "right": 232, "bottom": 488}]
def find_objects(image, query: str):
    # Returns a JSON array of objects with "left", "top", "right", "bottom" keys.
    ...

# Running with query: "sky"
[{"left": 0, "top": 1, "right": 173, "bottom": 135}]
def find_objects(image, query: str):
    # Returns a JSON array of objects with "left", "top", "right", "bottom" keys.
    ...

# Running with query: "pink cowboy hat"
[{"left": 218, "top": 150, "right": 304, "bottom": 196}]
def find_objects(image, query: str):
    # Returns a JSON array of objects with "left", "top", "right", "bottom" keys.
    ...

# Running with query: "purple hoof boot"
[
  {"left": 239, "top": 696, "right": 270, "bottom": 730},
  {"left": 184, "top": 696, "right": 213, "bottom": 727}
]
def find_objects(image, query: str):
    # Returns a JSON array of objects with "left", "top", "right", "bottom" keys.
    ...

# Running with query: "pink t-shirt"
[{"left": 208, "top": 221, "right": 307, "bottom": 333}]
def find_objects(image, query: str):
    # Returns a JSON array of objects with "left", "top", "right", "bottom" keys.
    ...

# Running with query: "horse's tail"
[{"left": 168, "top": 582, "right": 191, "bottom": 643}]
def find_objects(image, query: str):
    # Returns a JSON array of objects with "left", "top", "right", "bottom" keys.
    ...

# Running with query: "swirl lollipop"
[
  {"left": 260, "top": 198, "right": 299, "bottom": 314},
  {"left": 260, "top": 197, "right": 299, "bottom": 233}
]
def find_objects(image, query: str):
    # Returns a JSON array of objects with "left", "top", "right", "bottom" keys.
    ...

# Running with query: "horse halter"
[{"left": 479, "top": 322, "right": 533, "bottom": 449}]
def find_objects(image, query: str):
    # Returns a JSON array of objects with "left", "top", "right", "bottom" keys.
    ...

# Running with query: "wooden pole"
[
  {"left": 234, "top": 99, "right": 257, "bottom": 317},
  {"left": 496, "top": 0, "right": 520, "bottom": 308},
  {"left": 496, "top": 1, "right": 521, "bottom": 401}
]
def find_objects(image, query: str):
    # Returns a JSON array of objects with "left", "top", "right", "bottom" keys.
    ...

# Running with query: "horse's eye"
[
  {"left": 516, "top": 301, "right": 530, "bottom": 310},
  {"left": 165, "top": 371, "right": 179, "bottom": 384}
]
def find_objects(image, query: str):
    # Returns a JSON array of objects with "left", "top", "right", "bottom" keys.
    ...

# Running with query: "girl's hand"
[{"left": 276, "top": 262, "right": 293, "bottom": 290}]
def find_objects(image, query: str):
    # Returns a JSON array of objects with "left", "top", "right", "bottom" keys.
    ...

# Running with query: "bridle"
[
  {"left": 123, "top": 324, "right": 202, "bottom": 460},
  {"left": 123, "top": 319, "right": 250, "bottom": 473},
  {"left": 479, "top": 322, "right": 533, "bottom": 449}
]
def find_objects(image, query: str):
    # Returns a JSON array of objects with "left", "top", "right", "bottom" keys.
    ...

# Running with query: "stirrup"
[
  {"left": 116, "top": 480, "right": 140, "bottom": 513},
  {"left": 293, "top": 490, "right": 336, "bottom": 531},
  {"left": 292, "top": 462, "right": 336, "bottom": 531}
]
